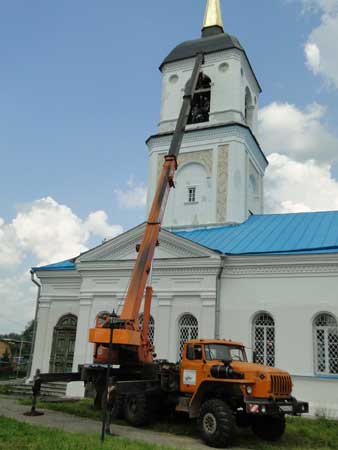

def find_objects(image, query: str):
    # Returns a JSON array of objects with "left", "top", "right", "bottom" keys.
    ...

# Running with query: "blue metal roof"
[
  {"left": 174, "top": 211, "right": 338, "bottom": 255},
  {"left": 33, "top": 211, "right": 338, "bottom": 272},
  {"left": 32, "top": 259, "right": 76, "bottom": 272}
]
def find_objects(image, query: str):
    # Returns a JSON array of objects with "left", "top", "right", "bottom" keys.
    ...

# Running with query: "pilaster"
[
  {"left": 200, "top": 293, "right": 216, "bottom": 339},
  {"left": 72, "top": 296, "right": 93, "bottom": 371},
  {"left": 156, "top": 295, "right": 173, "bottom": 360},
  {"left": 30, "top": 298, "right": 51, "bottom": 377}
]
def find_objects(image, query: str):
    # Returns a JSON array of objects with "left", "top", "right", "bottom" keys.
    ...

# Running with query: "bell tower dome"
[{"left": 146, "top": 1, "right": 268, "bottom": 228}]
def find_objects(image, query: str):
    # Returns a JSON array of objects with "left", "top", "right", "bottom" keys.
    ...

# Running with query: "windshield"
[{"left": 204, "top": 344, "right": 247, "bottom": 362}]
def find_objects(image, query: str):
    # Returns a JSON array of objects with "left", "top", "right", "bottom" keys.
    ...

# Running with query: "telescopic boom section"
[{"left": 120, "top": 53, "right": 204, "bottom": 322}]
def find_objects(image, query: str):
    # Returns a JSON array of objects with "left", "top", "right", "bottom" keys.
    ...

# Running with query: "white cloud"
[
  {"left": 265, "top": 153, "right": 338, "bottom": 213},
  {"left": 306, "top": 14, "right": 338, "bottom": 88},
  {"left": 12, "top": 197, "right": 88, "bottom": 266},
  {"left": 84, "top": 211, "right": 123, "bottom": 240},
  {"left": 114, "top": 177, "right": 147, "bottom": 209},
  {"left": 0, "top": 273, "right": 35, "bottom": 334},
  {"left": 259, "top": 99, "right": 338, "bottom": 213},
  {"left": 301, "top": 1, "right": 338, "bottom": 88},
  {"left": 259, "top": 102, "right": 338, "bottom": 164},
  {"left": 305, "top": 42, "right": 320, "bottom": 73},
  {"left": 0, "top": 219, "right": 23, "bottom": 268},
  {"left": 0, "top": 197, "right": 123, "bottom": 333},
  {"left": 4, "top": 197, "right": 123, "bottom": 266},
  {"left": 301, "top": 0, "right": 338, "bottom": 13}
]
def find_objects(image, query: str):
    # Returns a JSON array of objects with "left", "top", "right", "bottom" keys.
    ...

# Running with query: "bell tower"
[{"left": 146, "top": 0, "right": 268, "bottom": 228}]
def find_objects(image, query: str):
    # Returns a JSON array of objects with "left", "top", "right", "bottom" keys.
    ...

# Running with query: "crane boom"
[
  {"left": 120, "top": 52, "right": 204, "bottom": 321},
  {"left": 89, "top": 53, "right": 204, "bottom": 364}
]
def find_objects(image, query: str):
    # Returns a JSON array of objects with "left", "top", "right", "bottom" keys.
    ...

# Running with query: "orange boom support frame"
[{"left": 89, "top": 53, "right": 205, "bottom": 365}]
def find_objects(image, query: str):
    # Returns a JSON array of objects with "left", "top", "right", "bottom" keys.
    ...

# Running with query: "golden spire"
[{"left": 203, "top": 0, "right": 224, "bottom": 30}]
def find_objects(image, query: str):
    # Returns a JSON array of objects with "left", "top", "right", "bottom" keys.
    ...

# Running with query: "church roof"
[
  {"left": 160, "top": 32, "right": 243, "bottom": 68},
  {"left": 32, "top": 259, "right": 76, "bottom": 271},
  {"left": 175, "top": 211, "right": 338, "bottom": 256},
  {"left": 32, "top": 211, "right": 338, "bottom": 272},
  {"left": 159, "top": 31, "right": 262, "bottom": 92}
]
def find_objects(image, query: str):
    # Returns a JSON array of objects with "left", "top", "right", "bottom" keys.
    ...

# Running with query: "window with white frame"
[
  {"left": 314, "top": 313, "right": 338, "bottom": 375},
  {"left": 178, "top": 314, "right": 198, "bottom": 359},
  {"left": 139, "top": 313, "right": 155, "bottom": 346},
  {"left": 188, "top": 186, "right": 196, "bottom": 203},
  {"left": 253, "top": 313, "right": 275, "bottom": 367}
]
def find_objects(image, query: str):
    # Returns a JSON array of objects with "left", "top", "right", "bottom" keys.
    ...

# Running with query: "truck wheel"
[
  {"left": 124, "top": 393, "right": 150, "bottom": 427},
  {"left": 252, "top": 415, "right": 286, "bottom": 441},
  {"left": 198, "top": 399, "right": 235, "bottom": 448}
]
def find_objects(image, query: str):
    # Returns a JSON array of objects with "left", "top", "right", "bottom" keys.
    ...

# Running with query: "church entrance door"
[{"left": 49, "top": 314, "right": 77, "bottom": 373}]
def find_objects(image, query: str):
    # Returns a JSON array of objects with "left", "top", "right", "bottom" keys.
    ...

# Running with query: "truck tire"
[
  {"left": 198, "top": 399, "right": 235, "bottom": 448},
  {"left": 124, "top": 393, "right": 150, "bottom": 427},
  {"left": 252, "top": 415, "right": 286, "bottom": 441}
]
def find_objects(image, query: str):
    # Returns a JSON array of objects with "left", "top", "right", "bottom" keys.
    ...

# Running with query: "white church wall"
[
  {"left": 165, "top": 161, "right": 211, "bottom": 227},
  {"left": 226, "top": 141, "right": 247, "bottom": 223},
  {"left": 147, "top": 126, "right": 267, "bottom": 228},
  {"left": 219, "top": 254, "right": 338, "bottom": 414},
  {"left": 240, "top": 53, "right": 260, "bottom": 136},
  {"left": 159, "top": 49, "right": 259, "bottom": 134},
  {"left": 30, "top": 271, "right": 81, "bottom": 378},
  {"left": 30, "top": 300, "right": 52, "bottom": 377},
  {"left": 292, "top": 376, "right": 338, "bottom": 419},
  {"left": 247, "top": 159, "right": 262, "bottom": 215},
  {"left": 30, "top": 296, "right": 80, "bottom": 377}
]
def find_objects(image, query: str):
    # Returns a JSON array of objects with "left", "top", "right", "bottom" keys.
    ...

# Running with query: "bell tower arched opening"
[{"left": 187, "top": 73, "right": 211, "bottom": 125}]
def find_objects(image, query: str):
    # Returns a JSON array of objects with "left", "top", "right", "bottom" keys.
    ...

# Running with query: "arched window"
[
  {"left": 253, "top": 313, "right": 275, "bottom": 367},
  {"left": 49, "top": 314, "right": 77, "bottom": 373},
  {"left": 178, "top": 314, "right": 198, "bottom": 359},
  {"left": 139, "top": 313, "right": 155, "bottom": 346},
  {"left": 187, "top": 73, "right": 211, "bottom": 125},
  {"left": 314, "top": 313, "right": 338, "bottom": 375},
  {"left": 245, "top": 87, "right": 254, "bottom": 128}
]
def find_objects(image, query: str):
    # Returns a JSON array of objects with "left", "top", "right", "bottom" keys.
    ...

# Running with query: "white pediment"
[{"left": 77, "top": 223, "right": 218, "bottom": 263}]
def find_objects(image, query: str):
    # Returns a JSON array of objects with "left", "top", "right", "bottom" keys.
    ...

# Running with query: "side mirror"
[{"left": 222, "top": 359, "right": 232, "bottom": 367}]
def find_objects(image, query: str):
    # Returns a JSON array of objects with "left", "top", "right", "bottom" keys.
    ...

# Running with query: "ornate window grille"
[
  {"left": 139, "top": 314, "right": 155, "bottom": 346},
  {"left": 314, "top": 313, "right": 338, "bottom": 375},
  {"left": 178, "top": 314, "right": 198, "bottom": 359},
  {"left": 253, "top": 313, "right": 275, "bottom": 367}
]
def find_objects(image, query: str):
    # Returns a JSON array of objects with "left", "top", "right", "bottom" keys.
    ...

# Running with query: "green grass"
[
  {"left": 17, "top": 397, "right": 338, "bottom": 450},
  {"left": 0, "top": 384, "right": 13, "bottom": 395},
  {"left": 0, "top": 416, "right": 178, "bottom": 450}
]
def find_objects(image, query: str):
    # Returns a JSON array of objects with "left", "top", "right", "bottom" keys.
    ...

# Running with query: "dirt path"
[{"left": 0, "top": 396, "right": 250, "bottom": 450}]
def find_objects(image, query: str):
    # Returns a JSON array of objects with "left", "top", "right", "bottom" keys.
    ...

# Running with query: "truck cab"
[{"left": 178, "top": 339, "right": 308, "bottom": 447}]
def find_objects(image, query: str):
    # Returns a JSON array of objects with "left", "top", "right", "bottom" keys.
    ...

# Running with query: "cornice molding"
[
  {"left": 77, "top": 262, "right": 220, "bottom": 277},
  {"left": 147, "top": 124, "right": 267, "bottom": 172},
  {"left": 77, "top": 224, "right": 218, "bottom": 264},
  {"left": 223, "top": 254, "right": 338, "bottom": 277}
]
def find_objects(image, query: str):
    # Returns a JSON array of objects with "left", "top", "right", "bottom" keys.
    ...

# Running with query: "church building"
[{"left": 30, "top": 0, "right": 338, "bottom": 416}]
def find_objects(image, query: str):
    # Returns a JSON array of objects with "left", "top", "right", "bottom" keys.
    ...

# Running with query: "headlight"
[{"left": 246, "top": 385, "right": 253, "bottom": 395}]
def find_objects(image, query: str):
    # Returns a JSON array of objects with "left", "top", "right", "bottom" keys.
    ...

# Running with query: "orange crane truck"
[{"left": 30, "top": 54, "right": 308, "bottom": 447}]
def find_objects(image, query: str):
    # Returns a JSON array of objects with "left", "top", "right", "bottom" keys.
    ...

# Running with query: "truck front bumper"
[{"left": 245, "top": 397, "right": 309, "bottom": 416}]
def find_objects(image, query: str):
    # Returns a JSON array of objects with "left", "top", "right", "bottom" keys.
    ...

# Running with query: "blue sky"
[{"left": 1, "top": 0, "right": 338, "bottom": 333}]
